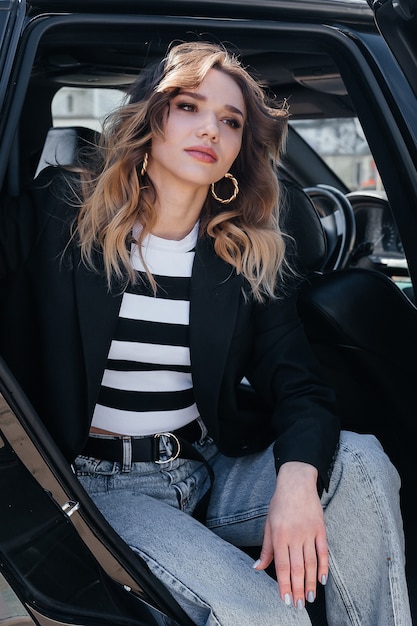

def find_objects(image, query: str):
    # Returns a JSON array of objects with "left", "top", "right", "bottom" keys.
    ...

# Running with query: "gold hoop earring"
[
  {"left": 140, "top": 152, "right": 149, "bottom": 176},
  {"left": 211, "top": 173, "right": 239, "bottom": 204}
]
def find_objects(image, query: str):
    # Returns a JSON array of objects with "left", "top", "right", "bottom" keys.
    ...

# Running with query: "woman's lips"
[{"left": 185, "top": 146, "right": 218, "bottom": 163}]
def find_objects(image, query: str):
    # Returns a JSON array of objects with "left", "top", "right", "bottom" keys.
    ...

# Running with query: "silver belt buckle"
[{"left": 154, "top": 432, "right": 181, "bottom": 464}]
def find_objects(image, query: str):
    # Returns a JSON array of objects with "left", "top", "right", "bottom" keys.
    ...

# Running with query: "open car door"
[
  {"left": 0, "top": 354, "right": 193, "bottom": 626},
  {"left": 368, "top": 0, "right": 417, "bottom": 99}
]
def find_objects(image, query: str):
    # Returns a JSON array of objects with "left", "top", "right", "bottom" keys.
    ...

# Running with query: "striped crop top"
[{"left": 91, "top": 222, "right": 200, "bottom": 436}]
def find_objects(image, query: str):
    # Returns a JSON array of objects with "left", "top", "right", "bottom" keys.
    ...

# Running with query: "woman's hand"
[{"left": 253, "top": 461, "right": 328, "bottom": 609}]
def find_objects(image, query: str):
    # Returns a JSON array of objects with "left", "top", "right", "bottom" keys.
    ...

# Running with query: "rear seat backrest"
[{"left": 35, "top": 126, "right": 100, "bottom": 177}]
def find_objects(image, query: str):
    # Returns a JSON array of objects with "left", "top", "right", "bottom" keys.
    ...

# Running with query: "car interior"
[{"left": 1, "top": 8, "right": 417, "bottom": 625}]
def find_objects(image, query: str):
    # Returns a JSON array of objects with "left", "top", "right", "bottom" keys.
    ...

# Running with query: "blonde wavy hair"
[{"left": 74, "top": 40, "right": 289, "bottom": 301}]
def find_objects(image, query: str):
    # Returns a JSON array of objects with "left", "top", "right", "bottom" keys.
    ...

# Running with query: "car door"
[
  {"left": 368, "top": 0, "right": 417, "bottom": 98},
  {"left": 0, "top": 0, "right": 25, "bottom": 130}
]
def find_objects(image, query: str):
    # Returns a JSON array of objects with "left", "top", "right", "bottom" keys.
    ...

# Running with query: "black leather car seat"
[
  {"left": 283, "top": 183, "right": 417, "bottom": 585},
  {"left": 297, "top": 268, "right": 417, "bottom": 484},
  {"left": 280, "top": 177, "right": 417, "bottom": 493},
  {"left": 279, "top": 178, "right": 417, "bottom": 611},
  {"left": 296, "top": 264, "right": 417, "bottom": 597},
  {"left": 279, "top": 177, "right": 328, "bottom": 275},
  {"left": 279, "top": 176, "right": 356, "bottom": 274}
]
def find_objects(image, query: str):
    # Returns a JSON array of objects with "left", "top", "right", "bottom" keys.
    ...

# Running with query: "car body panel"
[{"left": 25, "top": 0, "right": 374, "bottom": 22}]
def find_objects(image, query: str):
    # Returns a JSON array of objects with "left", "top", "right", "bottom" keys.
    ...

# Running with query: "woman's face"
[{"left": 147, "top": 68, "right": 246, "bottom": 193}]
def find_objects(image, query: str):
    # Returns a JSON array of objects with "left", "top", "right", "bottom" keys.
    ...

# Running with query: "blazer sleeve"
[
  {"left": 0, "top": 167, "right": 76, "bottom": 280},
  {"left": 245, "top": 286, "right": 340, "bottom": 492}
]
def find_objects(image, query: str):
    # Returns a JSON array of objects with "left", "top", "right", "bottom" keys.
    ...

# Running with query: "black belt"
[
  {"left": 82, "top": 419, "right": 214, "bottom": 523},
  {"left": 82, "top": 419, "right": 203, "bottom": 464}
]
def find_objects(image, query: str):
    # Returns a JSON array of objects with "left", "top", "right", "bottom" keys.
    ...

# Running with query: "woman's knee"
[
  {"left": 339, "top": 430, "right": 397, "bottom": 472},
  {"left": 326, "top": 430, "right": 401, "bottom": 502}
]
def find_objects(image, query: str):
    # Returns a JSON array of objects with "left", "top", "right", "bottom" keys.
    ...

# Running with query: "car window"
[
  {"left": 290, "top": 118, "right": 412, "bottom": 291},
  {"left": 52, "top": 87, "right": 126, "bottom": 131},
  {"left": 290, "top": 118, "right": 383, "bottom": 192}
]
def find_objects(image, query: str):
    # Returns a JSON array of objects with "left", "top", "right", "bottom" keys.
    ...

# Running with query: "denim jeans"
[{"left": 75, "top": 430, "right": 412, "bottom": 626}]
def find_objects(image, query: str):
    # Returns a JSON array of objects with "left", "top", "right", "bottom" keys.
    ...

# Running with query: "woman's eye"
[
  {"left": 223, "top": 118, "right": 242, "bottom": 130},
  {"left": 177, "top": 102, "right": 196, "bottom": 112},
  {"left": 175, "top": 102, "right": 242, "bottom": 129}
]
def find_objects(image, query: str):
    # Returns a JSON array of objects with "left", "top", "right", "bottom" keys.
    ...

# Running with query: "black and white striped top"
[{"left": 91, "top": 223, "right": 200, "bottom": 436}]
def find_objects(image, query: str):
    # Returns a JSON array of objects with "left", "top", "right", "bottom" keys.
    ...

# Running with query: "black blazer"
[{"left": 0, "top": 168, "right": 340, "bottom": 490}]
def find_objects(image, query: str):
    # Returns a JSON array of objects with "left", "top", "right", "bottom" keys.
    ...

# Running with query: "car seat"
[
  {"left": 35, "top": 125, "right": 100, "bottom": 176},
  {"left": 279, "top": 177, "right": 417, "bottom": 495},
  {"left": 282, "top": 182, "right": 417, "bottom": 612}
]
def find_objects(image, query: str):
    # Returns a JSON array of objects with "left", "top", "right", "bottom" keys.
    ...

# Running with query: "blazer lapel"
[
  {"left": 190, "top": 237, "right": 243, "bottom": 434},
  {"left": 74, "top": 252, "right": 122, "bottom": 416}
]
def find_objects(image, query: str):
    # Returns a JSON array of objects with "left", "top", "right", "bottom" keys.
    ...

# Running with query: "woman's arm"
[
  {"left": 246, "top": 287, "right": 340, "bottom": 491},
  {"left": 247, "top": 287, "right": 339, "bottom": 606}
]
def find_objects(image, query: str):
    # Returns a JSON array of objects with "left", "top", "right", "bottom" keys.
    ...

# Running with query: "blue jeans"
[{"left": 75, "top": 430, "right": 412, "bottom": 625}]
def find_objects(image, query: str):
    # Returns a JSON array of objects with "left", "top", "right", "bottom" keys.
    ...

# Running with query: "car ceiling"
[{"left": 30, "top": 26, "right": 356, "bottom": 121}]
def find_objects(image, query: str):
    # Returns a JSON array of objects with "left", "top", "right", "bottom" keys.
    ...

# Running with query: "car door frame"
[{"left": 368, "top": 0, "right": 417, "bottom": 99}]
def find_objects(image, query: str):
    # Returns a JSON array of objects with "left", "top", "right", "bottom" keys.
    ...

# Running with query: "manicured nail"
[
  {"left": 252, "top": 559, "right": 261, "bottom": 569},
  {"left": 297, "top": 599, "right": 304, "bottom": 610},
  {"left": 307, "top": 591, "right": 315, "bottom": 603},
  {"left": 284, "top": 593, "right": 292, "bottom": 606},
  {"left": 321, "top": 574, "right": 327, "bottom": 586}
]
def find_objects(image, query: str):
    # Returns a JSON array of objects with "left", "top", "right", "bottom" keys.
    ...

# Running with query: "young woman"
[{"left": 0, "top": 41, "right": 411, "bottom": 625}]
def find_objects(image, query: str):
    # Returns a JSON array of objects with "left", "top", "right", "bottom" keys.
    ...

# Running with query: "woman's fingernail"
[
  {"left": 297, "top": 598, "right": 304, "bottom": 609},
  {"left": 321, "top": 574, "right": 327, "bottom": 586},
  {"left": 284, "top": 593, "right": 292, "bottom": 606},
  {"left": 252, "top": 559, "right": 261, "bottom": 569},
  {"left": 307, "top": 591, "right": 315, "bottom": 603}
]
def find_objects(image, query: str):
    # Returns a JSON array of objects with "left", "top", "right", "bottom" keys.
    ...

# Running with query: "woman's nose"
[{"left": 197, "top": 113, "right": 219, "bottom": 142}]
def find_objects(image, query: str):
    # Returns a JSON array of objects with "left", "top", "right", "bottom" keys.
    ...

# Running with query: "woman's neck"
[
  {"left": 149, "top": 170, "right": 208, "bottom": 241},
  {"left": 150, "top": 182, "right": 207, "bottom": 241},
  {"left": 151, "top": 213, "right": 199, "bottom": 241}
]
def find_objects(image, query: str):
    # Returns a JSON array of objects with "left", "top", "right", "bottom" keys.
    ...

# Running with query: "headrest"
[
  {"left": 35, "top": 126, "right": 100, "bottom": 177},
  {"left": 279, "top": 177, "right": 328, "bottom": 276}
]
